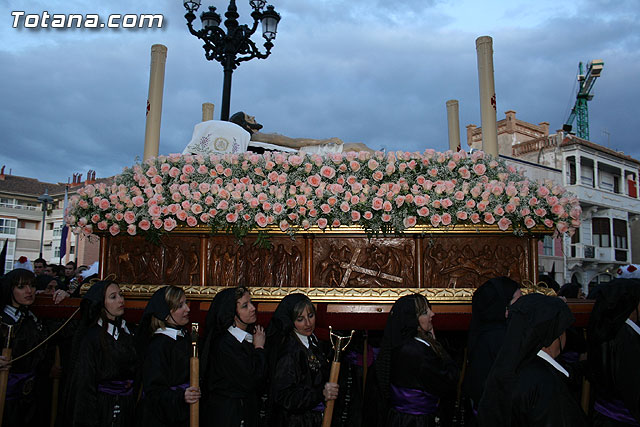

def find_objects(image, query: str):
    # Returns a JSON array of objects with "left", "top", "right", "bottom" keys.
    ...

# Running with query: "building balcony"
[
  {"left": 569, "top": 244, "right": 628, "bottom": 264},
  {"left": 564, "top": 183, "right": 640, "bottom": 212}
]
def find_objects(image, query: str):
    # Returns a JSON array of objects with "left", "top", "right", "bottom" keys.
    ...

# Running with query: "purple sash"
[
  {"left": 98, "top": 379, "right": 134, "bottom": 396},
  {"left": 312, "top": 401, "right": 326, "bottom": 412},
  {"left": 345, "top": 346, "right": 380, "bottom": 368},
  {"left": 6, "top": 372, "right": 35, "bottom": 401},
  {"left": 390, "top": 384, "right": 439, "bottom": 416},
  {"left": 594, "top": 398, "right": 640, "bottom": 426},
  {"left": 170, "top": 383, "right": 190, "bottom": 392},
  {"left": 559, "top": 351, "right": 579, "bottom": 365}
]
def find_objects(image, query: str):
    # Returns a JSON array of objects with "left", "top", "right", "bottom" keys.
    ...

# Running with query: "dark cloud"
[{"left": 1, "top": 0, "right": 639, "bottom": 184}]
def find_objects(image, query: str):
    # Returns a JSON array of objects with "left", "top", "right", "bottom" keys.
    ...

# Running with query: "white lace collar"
[
  {"left": 295, "top": 331, "right": 311, "bottom": 348},
  {"left": 625, "top": 318, "right": 640, "bottom": 336},
  {"left": 97, "top": 318, "right": 130, "bottom": 340},
  {"left": 154, "top": 327, "right": 186, "bottom": 340},
  {"left": 3, "top": 305, "right": 37, "bottom": 323},
  {"left": 414, "top": 337, "right": 431, "bottom": 347},
  {"left": 228, "top": 325, "right": 253, "bottom": 343},
  {"left": 536, "top": 350, "right": 569, "bottom": 377}
]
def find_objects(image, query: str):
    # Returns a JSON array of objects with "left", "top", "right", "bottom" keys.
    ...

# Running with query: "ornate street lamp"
[
  {"left": 37, "top": 189, "right": 53, "bottom": 259},
  {"left": 182, "top": 0, "right": 281, "bottom": 121}
]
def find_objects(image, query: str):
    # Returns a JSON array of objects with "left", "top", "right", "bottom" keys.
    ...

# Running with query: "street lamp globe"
[{"left": 260, "top": 5, "right": 280, "bottom": 42}]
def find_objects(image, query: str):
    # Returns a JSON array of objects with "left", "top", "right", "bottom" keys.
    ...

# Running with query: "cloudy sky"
[{"left": 1, "top": 0, "right": 639, "bottom": 184}]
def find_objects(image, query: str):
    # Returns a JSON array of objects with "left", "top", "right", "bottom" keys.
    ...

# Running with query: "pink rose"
[
  {"left": 186, "top": 216, "right": 198, "bottom": 227},
  {"left": 351, "top": 211, "right": 361, "bottom": 221},
  {"left": 383, "top": 201, "right": 393, "bottom": 212},
  {"left": 458, "top": 167, "right": 471, "bottom": 179},
  {"left": 176, "top": 210, "right": 188, "bottom": 222},
  {"left": 465, "top": 199, "right": 476, "bottom": 209},
  {"left": 91, "top": 214, "right": 100, "bottom": 223},
  {"left": 164, "top": 218, "right": 177, "bottom": 231},
  {"left": 544, "top": 218, "right": 554, "bottom": 228},
  {"left": 320, "top": 166, "right": 336, "bottom": 179},
  {"left": 430, "top": 214, "right": 441, "bottom": 226},
  {"left": 505, "top": 203, "right": 516, "bottom": 214},
  {"left": 372, "top": 170, "right": 384, "bottom": 181},
  {"left": 556, "top": 221, "right": 569, "bottom": 234},
  {"left": 132, "top": 196, "right": 145, "bottom": 207},
  {"left": 534, "top": 208, "right": 547, "bottom": 217},
  {"left": 418, "top": 207, "right": 430, "bottom": 217},
  {"left": 524, "top": 216, "right": 536, "bottom": 228},
  {"left": 153, "top": 219, "right": 163, "bottom": 229},
  {"left": 470, "top": 213, "right": 480, "bottom": 223},
  {"left": 403, "top": 216, "right": 417, "bottom": 228},
  {"left": 99, "top": 199, "right": 110, "bottom": 210},
  {"left": 441, "top": 213, "right": 452, "bottom": 226},
  {"left": 98, "top": 221, "right": 108, "bottom": 230},
  {"left": 114, "top": 212, "right": 124, "bottom": 222},
  {"left": 363, "top": 211, "right": 373, "bottom": 220},
  {"left": 124, "top": 211, "right": 136, "bottom": 224},
  {"left": 340, "top": 202, "right": 350, "bottom": 212},
  {"left": 456, "top": 211, "right": 468, "bottom": 220},
  {"left": 551, "top": 204, "right": 564, "bottom": 216},
  {"left": 367, "top": 159, "right": 379, "bottom": 170},
  {"left": 497, "top": 217, "right": 512, "bottom": 231},
  {"left": 381, "top": 214, "right": 392, "bottom": 222},
  {"left": 454, "top": 191, "right": 465, "bottom": 201},
  {"left": 139, "top": 219, "right": 151, "bottom": 230},
  {"left": 414, "top": 195, "right": 427, "bottom": 207},
  {"left": 109, "top": 224, "right": 120, "bottom": 236},
  {"left": 372, "top": 197, "right": 384, "bottom": 211},
  {"left": 255, "top": 213, "right": 268, "bottom": 227},
  {"left": 169, "top": 167, "right": 180, "bottom": 178},
  {"left": 537, "top": 186, "right": 550, "bottom": 197},
  {"left": 493, "top": 206, "right": 505, "bottom": 216},
  {"left": 483, "top": 213, "right": 495, "bottom": 224},
  {"left": 473, "top": 164, "right": 487, "bottom": 175},
  {"left": 126, "top": 224, "right": 136, "bottom": 236},
  {"left": 320, "top": 204, "right": 331, "bottom": 214},
  {"left": 317, "top": 218, "right": 328, "bottom": 229},
  {"left": 226, "top": 213, "right": 238, "bottom": 223}
]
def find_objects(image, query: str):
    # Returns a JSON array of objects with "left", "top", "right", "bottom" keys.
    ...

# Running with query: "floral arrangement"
[{"left": 67, "top": 149, "right": 581, "bottom": 240}]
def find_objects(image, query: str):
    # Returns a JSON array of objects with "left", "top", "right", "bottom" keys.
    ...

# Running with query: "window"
[
  {"left": 566, "top": 157, "right": 576, "bottom": 185},
  {"left": 2, "top": 240, "right": 15, "bottom": 272},
  {"left": 580, "top": 158, "right": 594, "bottom": 187},
  {"left": 0, "top": 218, "right": 17, "bottom": 235},
  {"left": 613, "top": 219, "right": 628, "bottom": 262},
  {"left": 543, "top": 236, "right": 554, "bottom": 256},
  {"left": 613, "top": 219, "right": 627, "bottom": 249},
  {"left": 592, "top": 218, "right": 610, "bottom": 247}
]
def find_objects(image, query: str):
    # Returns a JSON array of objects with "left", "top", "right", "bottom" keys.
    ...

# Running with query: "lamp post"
[
  {"left": 37, "top": 189, "right": 53, "bottom": 259},
  {"left": 182, "top": 0, "right": 281, "bottom": 121}
]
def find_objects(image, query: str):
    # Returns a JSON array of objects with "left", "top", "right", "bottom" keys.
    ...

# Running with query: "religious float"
[{"left": 45, "top": 148, "right": 592, "bottom": 331}]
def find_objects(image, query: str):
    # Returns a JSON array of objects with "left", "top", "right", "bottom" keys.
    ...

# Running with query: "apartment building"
[
  {"left": 0, "top": 167, "right": 100, "bottom": 272},
  {"left": 468, "top": 111, "right": 640, "bottom": 292}
]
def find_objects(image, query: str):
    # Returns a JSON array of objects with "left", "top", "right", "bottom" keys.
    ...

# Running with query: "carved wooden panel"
[
  {"left": 102, "top": 230, "right": 537, "bottom": 298},
  {"left": 422, "top": 235, "right": 530, "bottom": 288},
  {"left": 105, "top": 236, "right": 201, "bottom": 286},
  {"left": 312, "top": 237, "right": 416, "bottom": 288},
  {"left": 206, "top": 236, "right": 305, "bottom": 287}
]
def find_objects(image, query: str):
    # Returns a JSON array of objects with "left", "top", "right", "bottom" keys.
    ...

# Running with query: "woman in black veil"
[
  {"left": 0, "top": 269, "right": 51, "bottom": 427},
  {"left": 462, "top": 277, "right": 521, "bottom": 421},
  {"left": 587, "top": 278, "right": 640, "bottom": 426},
  {"left": 136, "top": 286, "right": 200, "bottom": 427},
  {"left": 477, "top": 293, "right": 586, "bottom": 426},
  {"left": 65, "top": 279, "right": 137, "bottom": 426},
  {"left": 374, "top": 293, "right": 459, "bottom": 427},
  {"left": 265, "top": 293, "right": 336, "bottom": 427},
  {"left": 200, "top": 286, "right": 266, "bottom": 427}
]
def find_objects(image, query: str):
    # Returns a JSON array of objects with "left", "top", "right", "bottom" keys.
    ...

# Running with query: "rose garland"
[{"left": 67, "top": 149, "right": 581, "bottom": 240}]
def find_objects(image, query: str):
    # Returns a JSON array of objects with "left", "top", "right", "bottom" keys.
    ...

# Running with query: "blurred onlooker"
[
  {"left": 33, "top": 258, "right": 46, "bottom": 276},
  {"left": 62, "top": 261, "right": 76, "bottom": 288},
  {"left": 13, "top": 256, "right": 33, "bottom": 272}
]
